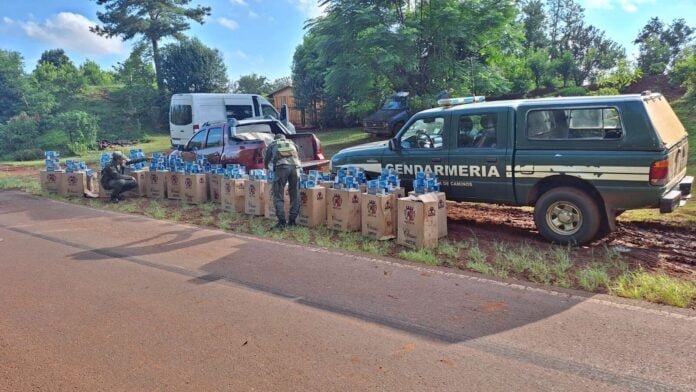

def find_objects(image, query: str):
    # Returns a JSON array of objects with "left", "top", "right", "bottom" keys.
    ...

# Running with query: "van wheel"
[
  {"left": 534, "top": 187, "right": 600, "bottom": 245},
  {"left": 391, "top": 121, "right": 404, "bottom": 137}
]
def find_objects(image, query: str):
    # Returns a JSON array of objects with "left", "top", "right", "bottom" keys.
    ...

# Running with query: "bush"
[
  {"left": 46, "top": 110, "right": 99, "bottom": 155},
  {"left": 38, "top": 130, "right": 70, "bottom": 153},
  {"left": 557, "top": 86, "right": 588, "bottom": 96},
  {"left": 0, "top": 113, "right": 42, "bottom": 157},
  {"left": 12, "top": 148, "right": 44, "bottom": 161},
  {"left": 589, "top": 87, "right": 621, "bottom": 96}
]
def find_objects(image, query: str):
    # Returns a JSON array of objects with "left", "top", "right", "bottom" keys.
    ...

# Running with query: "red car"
[{"left": 170, "top": 118, "right": 329, "bottom": 170}]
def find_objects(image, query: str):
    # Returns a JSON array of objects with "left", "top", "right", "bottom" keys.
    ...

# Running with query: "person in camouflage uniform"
[
  {"left": 263, "top": 134, "right": 301, "bottom": 229},
  {"left": 100, "top": 151, "right": 150, "bottom": 203}
]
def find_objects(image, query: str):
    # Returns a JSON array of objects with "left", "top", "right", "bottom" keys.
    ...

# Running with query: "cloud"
[
  {"left": 231, "top": 50, "right": 248, "bottom": 59},
  {"left": 584, "top": 0, "right": 613, "bottom": 10},
  {"left": 288, "top": 0, "right": 326, "bottom": 18},
  {"left": 10, "top": 12, "right": 125, "bottom": 56},
  {"left": 217, "top": 17, "right": 240, "bottom": 30},
  {"left": 229, "top": 0, "right": 247, "bottom": 6},
  {"left": 248, "top": 10, "right": 259, "bottom": 19}
]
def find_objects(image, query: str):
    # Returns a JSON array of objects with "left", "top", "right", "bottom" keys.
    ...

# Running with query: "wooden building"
[{"left": 268, "top": 86, "right": 319, "bottom": 129}]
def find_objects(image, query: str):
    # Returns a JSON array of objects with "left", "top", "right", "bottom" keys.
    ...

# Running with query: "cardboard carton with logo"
[
  {"left": 221, "top": 177, "right": 246, "bottom": 213},
  {"left": 244, "top": 179, "right": 267, "bottom": 215},
  {"left": 166, "top": 172, "right": 184, "bottom": 200},
  {"left": 265, "top": 184, "right": 290, "bottom": 221},
  {"left": 147, "top": 171, "right": 168, "bottom": 199},
  {"left": 183, "top": 173, "right": 209, "bottom": 204},
  {"left": 126, "top": 169, "right": 148, "bottom": 197},
  {"left": 409, "top": 191, "right": 447, "bottom": 238},
  {"left": 326, "top": 188, "right": 362, "bottom": 232},
  {"left": 397, "top": 193, "right": 439, "bottom": 249},
  {"left": 59, "top": 172, "right": 97, "bottom": 197},
  {"left": 209, "top": 173, "right": 223, "bottom": 203},
  {"left": 40, "top": 170, "right": 63, "bottom": 193},
  {"left": 298, "top": 187, "right": 326, "bottom": 227},
  {"left": 361, "top": 193, "right": 397, "bottom": 240}
]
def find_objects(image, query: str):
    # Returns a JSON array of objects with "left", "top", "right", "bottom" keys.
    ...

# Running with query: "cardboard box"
[
  {"left": 361, "top": 193, "right": 397, "bottom": 240},
  {"left": 40, "top": 170, "right": 63, "bottom": 193},
  {"left": 183, "top": 173, "right": 209, "bottom": 204},
  {"left": 59, "top": 172, "right": 96, "bottom": 198},
  {"left": 147, "top": 171, "right": 168, "bottom": 199},
  {"left": 298, "top": 187, "right": 327, "bottom": 228},
  {"left": 244, "top": 179, "right": 267, "bottom": 216},
  {"left": 166, "top": 172, "right": 184, "bottom": 200},
  {"left": 209, "top": 173, "right": 223, "bottom": 203},
  {"left": 326, "top": 188, "right": 362, "bottom": 232},
  {"left": 221, "top": 178, "right": 246, "bottom": 213},
  {"left": 409, "top": 191, "right": 447, "bottom": 238},
  {"left": 265, "top": 184, "right": 290, "bottom": 221},
  {"left": 397, "top": 193, "right": 439, "bottom": 249},
  {"left": 126, "top": 169, "right": 148, "bottom": 197}
]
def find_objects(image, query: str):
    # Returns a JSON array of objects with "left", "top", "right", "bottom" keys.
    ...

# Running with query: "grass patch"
[
  {"left": 144, "top": 201, "right": 167, "bottom": 220},
  {"left": 436, "top": 240, "right": 460, "bottom": 258},
  {"left": 399, "top": 248, "right": 439, "bottom": 265},
  {"left": 577, "top": 264, "right": 610, "bottom": 291},
  {"left": 361, "top": 239, "right": 391, "bottom": 256},
  {"left": 315, "top": 128, "right": 374, "bottom": 158},
  {"left": 0, "top": 175, "right": 42, "bottom": 194},
  {"left": 467, "top": 260, "right": 494, "bottom": 275},
  {"left": 611, "top": 271, "right": 696, "bottom": 308}
]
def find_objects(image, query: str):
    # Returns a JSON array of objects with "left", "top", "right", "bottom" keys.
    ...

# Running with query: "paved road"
[{"left": 1, "top": 191, "right": 694, "bottom": 391}]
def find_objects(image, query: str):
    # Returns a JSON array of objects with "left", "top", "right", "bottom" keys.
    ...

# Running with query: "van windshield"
[
  {"left": 170, "top": 104, "right": 192, "bottom": 125},
  {"left": 226, "top": 105, "right": 254, "bottom": 120},
  {"left": 381, "top": 97, "right": 407, "bottom": 110}
]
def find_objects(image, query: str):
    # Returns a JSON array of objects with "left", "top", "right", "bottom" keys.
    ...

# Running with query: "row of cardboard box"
[{"left": 40, "top": 169, "right": 447, "bottom": 249}]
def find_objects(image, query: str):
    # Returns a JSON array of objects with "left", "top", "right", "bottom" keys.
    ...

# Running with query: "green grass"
[
  {"left": 0, "top": 175, "right": 42, "bottom": 194},
  {"left": 577, "top": 264, "right": 611, "bottom": 291},
  {"left": 315, "top": 128, "right": 374, "bottom": 158},
  {"left": 144, "top": 201, "right": 167, "bottom": 220},
  {"left": 0, "top": 135, "right": 172, "bottom": 168},
  {"left": 611, "top": 271, "right": 696, "bottom": 308},
  {"left": 399, "top": 248, "right": 439, "bottom": 265}
]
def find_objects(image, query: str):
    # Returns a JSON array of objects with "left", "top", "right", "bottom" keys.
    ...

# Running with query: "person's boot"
[
  {"left": 110, "top": 197, "right": 120, "bottom": 204},
  {"left": 287, "top": 217, "right": 297, "bottom": 227},
  {"left": 272, "top": 220, "right": 287, "bottom": 230}
]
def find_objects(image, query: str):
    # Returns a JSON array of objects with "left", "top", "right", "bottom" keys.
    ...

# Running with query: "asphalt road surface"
[{"left": 1, "top": 191, "right": 694, "bottom": 391}]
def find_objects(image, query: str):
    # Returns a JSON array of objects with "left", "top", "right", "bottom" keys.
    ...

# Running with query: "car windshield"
[{"left": 381, "top": 97, "right": 407, "bottom": 110}]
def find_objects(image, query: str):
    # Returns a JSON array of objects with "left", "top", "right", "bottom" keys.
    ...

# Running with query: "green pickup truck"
[{"left": 331, "top": 93, "right": 692, "bottom": 244}]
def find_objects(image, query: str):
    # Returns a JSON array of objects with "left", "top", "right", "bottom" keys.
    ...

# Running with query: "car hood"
[
  {"left": 337, "top": 140, "right": 388, "bottom": 154},
  {"left": 363, "top": 109, "right": 406, "bottom": 123}
]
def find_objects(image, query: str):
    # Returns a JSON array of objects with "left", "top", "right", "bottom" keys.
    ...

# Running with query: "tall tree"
[
  {"left": 160, "top": 38, "right": 228, "bottom": 93},
  {"left": 0, "top": 50, "right": 29, "bottom": 123},
  {"left": 233, "top": 74, "right": 269, "bottom": 94},
  {"left": 112, "top": 45, "right": 159, "bottom": 134},
  {"left": 91, "top": 0, "right": 211, "bottom": 101},
  {"left": 520, "top": 0, "right": 547, "bottom": 50},
  {"left": 37, "top": 49, "right": 73, "bottom": 69},
  {"left": 635, "top": 17, "right": 694, "bottom": 74}
]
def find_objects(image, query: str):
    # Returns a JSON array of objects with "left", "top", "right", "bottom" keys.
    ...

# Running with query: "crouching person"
[{"left": 100, "top": 151, "right": 150, "bottom": 203}]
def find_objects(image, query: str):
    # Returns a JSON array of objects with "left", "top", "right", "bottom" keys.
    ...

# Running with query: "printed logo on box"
[
  {"left": 225, "top": 183, "right": 232, "bottom": 193},
  {"left": 249, "top": 184, "right": 256, "bottom": 196},
  {"left": 68, "top": 175, "right": 78, "bottom": 186},
  {"left": 185, "top": 178, "right": 193, "bottom": 189},
  {"left": 367, "top": 200, "right": 377, "bottom": 216},
  {"left": 385, "top": 199, "right": 392, "bottom": 210},
  {"left": 300, "top": 192, "right": 308, "bottom": 205},
  {"left": 317, "top": 191, "right": 324, "bottom": 201},
  {"left": 199, "top": 177, "right": 205, "bottom": 184},
  {"left": 171, "top": 175, "right": 179, "bottom": 185},
  {"left": 438, "top": 199, "right": 445, "bottom": 209},
  {"left": 404, "top": 205, "right": 415, "bottom": 223},
  {"left": 47, "top": 174, "right": 57, "bottom": 182},
  {"left": 351, "top": 194, "right": 359, "bottom": 204},
  {"left": 427, "top": 206, "right": 437, "bottom": 217},
  {"left": 151, "top": 174, "right": 158, "bottom": 184},
  {"left": 332, "top": 194, "right": 342, "bottom": 208}
]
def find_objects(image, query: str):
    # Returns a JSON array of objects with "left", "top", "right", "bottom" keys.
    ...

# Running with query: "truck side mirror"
[
  {"left": 280, "top": 104, "right": 289, "bottom": 125},
  {"left": 389, "top": 138, "right": 401, "bottom": 151},
  {"left": 177, "top": 145, "right": 184, "bottom": 152}
]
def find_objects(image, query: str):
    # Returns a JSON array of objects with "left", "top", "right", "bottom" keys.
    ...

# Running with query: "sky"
[{"left": 0, "top": 0, "right": 694, "bottom": 84}]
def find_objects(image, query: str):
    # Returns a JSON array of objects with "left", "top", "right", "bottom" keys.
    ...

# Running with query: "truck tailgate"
[{"left": 288, "top": 133, "right": 330, "bottom": 169}]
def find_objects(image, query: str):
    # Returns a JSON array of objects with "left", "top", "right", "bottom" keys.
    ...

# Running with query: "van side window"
[
  {"left": 528, "top": 108, "right": 622, "bottom": 140},
  {"left": 226, "top": 105, "right": 253, "bottom": 120},
  {"left": 206, "top": 127, "right": 223, "bottom": 147},
  {"left": 261, "top": 104, "right": 278, "bottom": 118},
  {"left": 457, "top": 113, "right": 498, "bottom": 148}
]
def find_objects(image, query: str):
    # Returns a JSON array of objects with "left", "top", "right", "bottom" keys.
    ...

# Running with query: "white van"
[{"left": 169, "top": 93, "right": 295, "bottom": 147}]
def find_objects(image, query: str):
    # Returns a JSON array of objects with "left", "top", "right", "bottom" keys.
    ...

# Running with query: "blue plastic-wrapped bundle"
[
  {"left": 44, "top": 151, "right": 62, "bottom": 172},
  {"left": 128, "top": 149, "right": 146, "bottom": 170},
  {"left": 413, "top": 169, "right": 440, "bottom": 194},
  {"left": 249, "top": 169, "right": 268, "bottom": 180}
]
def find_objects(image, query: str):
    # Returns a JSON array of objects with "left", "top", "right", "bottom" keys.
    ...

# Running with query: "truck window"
[
  {"left": 206, "top": 127, "right": 223, "bottom": 148},
  {"left": 527, "top": 108, "right": 622, "bottom": 140},
  {"left": 187, "top": 129, "right": 208, "bottom": 150},
  {"left": 261, "top": 104, "right": 278, "bottom": 118},
  {"left": 226, "top": 105, "right": 254, "bottom": 120},
  {"left": 457, "top": 113, "right": 498, "bottom": 148},
  {"left": 399, "top": 117, "right": 445, "bottom": 149},
  {"left": 171, "top": 104, "right": 192, "bottom": 125}
]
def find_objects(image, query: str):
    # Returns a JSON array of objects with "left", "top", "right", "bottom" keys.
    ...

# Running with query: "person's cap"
[{"left": 112, "top": 151, "right": 127, "bottom": 161}]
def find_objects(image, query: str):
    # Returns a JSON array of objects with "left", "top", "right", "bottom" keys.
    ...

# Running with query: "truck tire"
[
  {"left": 392, "top": 121, "right": 404, "bottom": 137},
  {"left": 534, "top": 187, "right": 601, "bottom": 245}
]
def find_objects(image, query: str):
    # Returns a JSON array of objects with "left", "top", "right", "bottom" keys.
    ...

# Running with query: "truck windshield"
[{"left": 382, "top": 97, "right": 407, "bottom": 110}]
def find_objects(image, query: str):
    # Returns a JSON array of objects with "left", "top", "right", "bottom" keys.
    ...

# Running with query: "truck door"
[
  {"left": 203, "top": 126, "right": 224, "bottom": 164},
  {"left": 446, "top": 109, "right": 513, "bottom": 202},
  {"left": 381, "top": 114, "right": 451, "bottom": 188}
]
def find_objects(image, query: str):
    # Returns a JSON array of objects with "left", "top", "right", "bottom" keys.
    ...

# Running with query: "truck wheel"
[
  {"left": 392, "top": 121, "right": 404, "bottom": 137},
  {"left": 534, "top": 187, "right": 601, "bottom": 245}
]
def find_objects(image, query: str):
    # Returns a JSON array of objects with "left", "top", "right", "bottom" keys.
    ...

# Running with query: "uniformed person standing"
[
  {"left": 263, "top": 134, "right": 301, "bottom": 229},
  {"left": 100, "top": 151, "right": 149, "bottom": 203}
]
